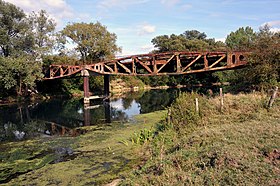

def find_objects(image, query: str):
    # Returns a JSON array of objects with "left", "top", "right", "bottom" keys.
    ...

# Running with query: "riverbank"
[
  {"left": 121, "top": 92, "right": 280, "bottom": 185},
  {"left": 0, "top": 110, "right": 166, "bottom": 185}
]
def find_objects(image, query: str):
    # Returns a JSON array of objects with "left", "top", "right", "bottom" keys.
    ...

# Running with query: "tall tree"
[
  {"left": 28, "top": 10, "right": 56, "bottom": 57},
  {"left": 0, "top": 0, "right": 33, "bottom": 57},
  {"left": 225, "top": 26, "right": 256, "bottom": 50},
  {"left": 61, "top": 22, "right": 121, "bottom": 63}
]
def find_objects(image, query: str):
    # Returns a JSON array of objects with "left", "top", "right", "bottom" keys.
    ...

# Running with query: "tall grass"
[{"left": 121, "top": 92, "right": 280, "bottom": 185}]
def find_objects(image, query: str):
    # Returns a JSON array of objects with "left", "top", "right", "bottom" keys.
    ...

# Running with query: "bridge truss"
[{"left": 45, "top": 51, "right": 248, "bottom": 79}]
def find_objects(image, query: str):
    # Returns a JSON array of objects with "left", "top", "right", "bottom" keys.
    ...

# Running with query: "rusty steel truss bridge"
[
  {"left": 45, "top": 51, "right": 248, "bottom": 79},
  {"left": 44, "top": 51, "right": 249, "bottom": 104}
]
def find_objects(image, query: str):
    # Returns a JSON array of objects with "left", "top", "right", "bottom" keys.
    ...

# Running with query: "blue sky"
[{"left": 6, "top": 0, "right": 280, "bottom": 55}]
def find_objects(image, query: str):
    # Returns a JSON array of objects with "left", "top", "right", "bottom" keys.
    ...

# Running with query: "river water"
[
  {"left": 0, "top": 87, "right": 218, "bottom": 142},
  {"left": 0, "top": 89, "right": 192, "bottom": 142}
]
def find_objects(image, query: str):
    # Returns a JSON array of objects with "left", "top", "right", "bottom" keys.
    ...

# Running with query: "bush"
[{"left": 169, "top": 92, "right": 214, "bottom": 132}]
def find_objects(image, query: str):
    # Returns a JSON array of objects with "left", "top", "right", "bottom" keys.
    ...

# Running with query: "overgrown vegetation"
[{"left": 121, "top": 92, "right": 280, "bottom": 185}]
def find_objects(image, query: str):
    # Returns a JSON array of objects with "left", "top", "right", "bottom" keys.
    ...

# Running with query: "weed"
[
  {"left": 131, "top": 128, "right": 154, "bottom": 145},
  {"left": 121, "top": 92, "right": 280, "bottom": 186}
]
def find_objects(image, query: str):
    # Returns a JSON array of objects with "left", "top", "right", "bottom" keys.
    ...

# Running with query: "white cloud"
[
  {"left": 138, "top": 23, "right": 156, "bottom": 35},
  {"left": 5, "top": 0, "right": 74, "bottom": 28}
]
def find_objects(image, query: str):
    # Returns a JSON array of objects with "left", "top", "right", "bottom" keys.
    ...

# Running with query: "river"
[{"left": 0, "top": 88, "right": 192, "bottom": 142}]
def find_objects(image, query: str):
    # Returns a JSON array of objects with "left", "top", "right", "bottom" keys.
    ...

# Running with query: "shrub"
[{"left": 169, "top": 92, "right": 214, "bottom": 132}]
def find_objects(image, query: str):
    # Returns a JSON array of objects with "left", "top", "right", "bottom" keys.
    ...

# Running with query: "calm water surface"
[{"left": 0, "top": 89, "right": 187, "bottom": 142}]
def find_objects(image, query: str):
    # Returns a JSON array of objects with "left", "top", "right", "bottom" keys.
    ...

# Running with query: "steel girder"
[{"left": 44, "top": 51, "right": 248, "bottom": 79}]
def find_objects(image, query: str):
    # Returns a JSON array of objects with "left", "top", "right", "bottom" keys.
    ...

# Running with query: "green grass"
[
  {"left": 121, "top": 93, "right": 280, "bottom": 185},
  {"left": 0, "top": 110, "right": 166, "bottom": 185}
]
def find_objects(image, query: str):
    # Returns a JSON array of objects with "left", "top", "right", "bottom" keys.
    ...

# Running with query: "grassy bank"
[
  {"left": 122, "top": 92, "right": 280, "bottom": 185},
  {"left": 0, "top": 111, "right": 166, "bottom": 185}
]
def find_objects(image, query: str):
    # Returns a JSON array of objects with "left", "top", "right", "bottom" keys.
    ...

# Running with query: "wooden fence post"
[
  {"left": 268, "top": 86, "right": 278, "bottom": 108},
  {"left": 220, "top": 88, "right": 224, "bottom": 112},
  {"left": 195, "top": 98, "right": 199, "bottom": 113},
  {"left": 167, "top": 108, "right": 171, "bottom": 124}
]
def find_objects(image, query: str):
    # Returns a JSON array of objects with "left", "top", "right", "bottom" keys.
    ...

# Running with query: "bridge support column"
[
  {"left": 84, "top": 108, "right": 91, "bottom": 126},
  {"left": 104, "top": 101, "right": 111, "bottom": 123},
  {"left": 83, "top": 76, "right": 90, "bottom": 104},
  {"left": 104, "top": 75, "right": 110, "bottom": 97}
]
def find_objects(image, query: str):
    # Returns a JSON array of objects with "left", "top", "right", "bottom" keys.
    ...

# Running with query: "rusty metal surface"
[{"left": 44, "top": 51, "right": 249, "bottom": 79}]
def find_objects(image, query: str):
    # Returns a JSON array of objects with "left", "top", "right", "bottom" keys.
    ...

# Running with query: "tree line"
[{"left": 0, "top": 0, "right": 279, "bottom": 101}]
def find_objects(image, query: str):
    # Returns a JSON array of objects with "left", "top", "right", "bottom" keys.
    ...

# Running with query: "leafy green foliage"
[
  {"left": 61, "top": 22, "right": 121, "bottom": 63},
  {"left": 0, "top": 56, "right": 43, "bottom": 96},
  {"left": 223, "top": 25, "right": 279, "bottom": 90},
  {"left": 169, "top": 92, "right": 214, "bottom": 132},
  {"left": 225, "top": 26, "right": 256, "bottom": 50},
  {"left": 131, "top": 128, "right": 154, "bottom": 145},
  {"left": 151, "top": 30, "right": 225, "bottom": 53},
  {"left": 28, "top": 10, "right": 56, "bottom": 56},
  {"left": 0, "top": 0, "right": 32, "bottom": 57}
]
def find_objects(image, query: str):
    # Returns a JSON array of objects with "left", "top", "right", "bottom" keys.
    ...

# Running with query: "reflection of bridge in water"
[{"left": 44, "top": 51, "right": 249, "bottom": 104}]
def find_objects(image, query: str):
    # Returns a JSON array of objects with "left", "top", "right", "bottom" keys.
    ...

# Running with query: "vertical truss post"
[
  {"left": 153, "top": 56, "right": 157, "bottom": 74},
  {"left": 176, "top": 54, "right": 181, "bottom": 72},
  {"left": 204, "top": 54, "right": 208, "bottom": 69}
]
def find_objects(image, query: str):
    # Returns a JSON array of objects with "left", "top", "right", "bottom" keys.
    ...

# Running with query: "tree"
[
  {"left": 28, "top": 10, "right": 56, "bottom": 57},
  {"left": 61, "top": 22, "right": 121, "bottom": 63},
  {"left": 225, "top": 26, "right": 256, "bottom": 50},
  {"left": 246, "top": 25, "right": 279, "bottom": 89},
  {"left": 0, "top": 0, "right": 33, "bottom": 57},
  {"left": 152, "top": 30, "right": 225, "bottom": 53},
  {"left": 182, "top": 30, "right": 207, "bottom": 40},
  {"left": 0, "top": 56, "right": 43, "bottom": 96},
  {"left": 218, "top": 25, "right": 279, "bottom": 91}
]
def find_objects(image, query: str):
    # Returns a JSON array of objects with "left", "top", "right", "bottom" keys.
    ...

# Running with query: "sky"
[{"left": 5, "top": 0, "right": 280, "bottom": 56}]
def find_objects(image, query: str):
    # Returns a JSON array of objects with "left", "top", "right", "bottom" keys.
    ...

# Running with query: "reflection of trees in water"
[
  {"left": 30, "top": 99, "right": 85, "bottom": 128},
  {"left": 122, "top": 98, "right": 133, "bottom": 110},
  {"left": 0, "top": 120, "right": 47, "bottom": 142},
  {"left": 110, "top": 107, "right": 129, "bottom": 122},
  {"left": 117, "top": 91, "right": 145, "bottom": 110},
  {"left": 136, "top": 89, "right": 180, "bottom": 113}
]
